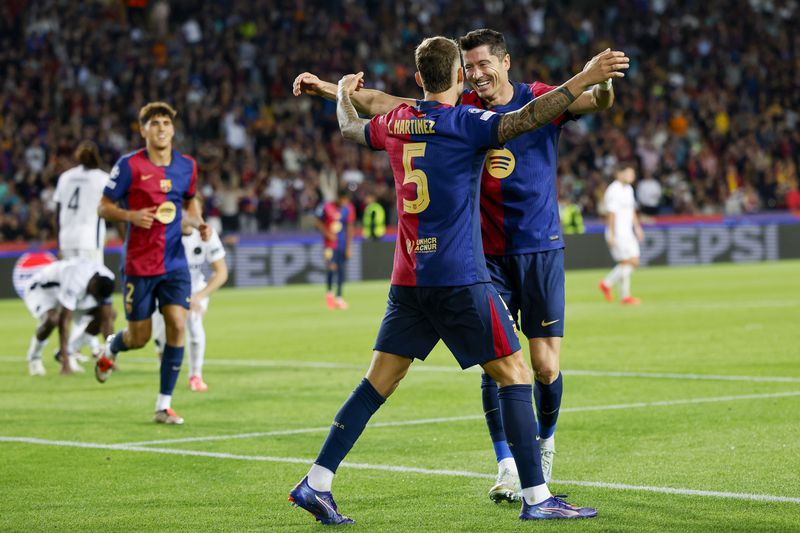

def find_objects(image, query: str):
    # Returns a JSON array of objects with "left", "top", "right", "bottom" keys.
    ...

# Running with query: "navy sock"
[
  {"left": 160, "top": 344, "right": 184, "bottom": 395},
  {"left": 326, "top": 270, "right": 334, "bottom": 292},
  {"left": 110, "top": 331, "right": 129, "bottom": 354},
  {"left": 481, "top": 373, "right": 513, "bottom": 462},
  {"left": 316, "top": 378, "right": 385, "bottom": 473},
  {"left": 498, "top": 384, "right": 544, "bottom": 488},
  {"left": 335, "top": 266, "right": 344, "bottom": 297},
  {"left": 534, "top": 372, "right": 563, "bottom": 439}
]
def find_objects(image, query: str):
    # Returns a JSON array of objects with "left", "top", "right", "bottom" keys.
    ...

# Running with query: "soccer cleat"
[
  {"left": 621, "top": 296, "right": 641, "bottom": 305},
  {"left": 540, "top": 438, "right": 556, "bottom": 483},
  {"left": 598, "top": 281, "right": 613, "bottom": 302},
  {"left": 153, "top": 408, "right": 184, "bottom": 425},
  {"left": 325, "top": 293, "right": 336, "bottom": 310},
  {"left": 95, "top": 354, "right": 115, "bottom": 383},
  {"left": 28, "top": 359, "right": 46, "bottom": 376},
  {"left": 289, "top": 477, "right": 354, "bottom": 525},
  {"left": 488, "top": 465, "right": 521, "bottom": 504},
  {"left": 188, "top": 375, "right": 208, "bottom": 392},
  {"left": 335, "top": 297, "right": 349, "bottom": 310},
  {"left": 520, "top": 495, "right": 598, "bottom": 520}
]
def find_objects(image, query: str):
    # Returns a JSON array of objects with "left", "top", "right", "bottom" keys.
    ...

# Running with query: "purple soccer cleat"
[
  {"left": 289, "top": 477, "right": 354, "bottom": 526},
  {"left": 520, "top": 495, "right": 598, "bottom": 520}
]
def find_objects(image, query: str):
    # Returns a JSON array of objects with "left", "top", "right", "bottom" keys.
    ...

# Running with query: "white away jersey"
[
  {"left": 29, "top": 258, "right": 115, "bottom": 311},
  {"left": 604, "top": 180, "right": 637, "bottom": 240},
  {"left": 183, "top": 228, "right": 226, "bottom": 293},
  {"left": 54, "top": 165, "right": 109, "bottom": 251}
]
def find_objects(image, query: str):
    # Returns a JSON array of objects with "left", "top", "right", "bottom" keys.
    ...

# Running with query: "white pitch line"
[
  {"left": 117, "top": 390, "right": 800, "bottom": 447},
  {"left": 1, "top": 436, "right": 799, "bottom": 504},
  {"left": 1, "top": 355, "right": 799, "bottom": 384}
]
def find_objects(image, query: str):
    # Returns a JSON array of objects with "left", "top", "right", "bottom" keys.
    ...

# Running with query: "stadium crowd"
[{"left": 1, "top": 0, "right": 799, "bottom": 242}]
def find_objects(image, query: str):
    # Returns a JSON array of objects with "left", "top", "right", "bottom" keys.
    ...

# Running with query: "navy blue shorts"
[
  {"left": 123, "top": 268, "right": 191, "bottom": 321},
  {"left": 373, "top": 283, "right": 521, "bottom": 369},
  {"left": 324, "top": 247, "right": 346, "bottom": 270},
  {"left": 485, "top": 249, "right": 565, "bottom": 338}
]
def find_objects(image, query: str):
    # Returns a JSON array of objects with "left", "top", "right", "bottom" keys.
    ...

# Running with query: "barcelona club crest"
[{"left": 160, "top": 179, "right": 172, "bottom": 193}]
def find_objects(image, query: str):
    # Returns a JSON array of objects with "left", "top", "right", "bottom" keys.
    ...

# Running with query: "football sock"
[
  {"left": 27, "top": 336, "right": 47, "bottom": 362},
  {"left": 109, "top": 331, "right": 129, "bottom": 356},
  {"left": 534, "top": 372, "right": 562, "bottom": 439},
  {"left": 160, "top": 344, "right": 184, "bottom": 395},
  {"left": 315, "top": 378, "right": 385, "bottom": 474},
  {"left": 498, "top": 384, "right": 545, "bottom": 490},
  {"left": 335, "top": 266, "right": 344, "bottom": 298},
  {"left": 603, "top": 264, "right": 623, "bottom": 287},
  {"left": 69, "top": 331, "right": 97, "bottom": 354},
  {"left": 307, "top": 464, "right": 335, "bottom": 492},
  {"left": 326, "top": 270, "right": 334, "bottom": 292},
  {"left": 522, "top": 483, "right": 552, "bottom": 506},
  {"left": 188, "top": 314, "right": 205, "bottom": 377},
  {"left": 620, "top": 264, "right": 633, "bottom": 298},
  {"left": 481, "top": 373, "right": 513, "bottom": 462},
  {"left": 155, "top": 393, "right": 171, "bottom": 411}
]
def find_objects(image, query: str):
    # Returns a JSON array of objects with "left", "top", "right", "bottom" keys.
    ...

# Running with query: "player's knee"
[
  {"left": 485, "top": 351, "right": 531, "bottom": 387},
  {"left": 534, "top": 365, "right": 559, "bottom": 384}
]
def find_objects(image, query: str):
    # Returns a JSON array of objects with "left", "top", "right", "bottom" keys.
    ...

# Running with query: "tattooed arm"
[
  {"left": 497, "top": 49, "right": 629, "bottom": 143},
  {"left": 337, "top": 72, "right": 370, "bottom": 146}
]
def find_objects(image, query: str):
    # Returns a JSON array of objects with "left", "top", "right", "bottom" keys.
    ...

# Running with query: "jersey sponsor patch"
[
  {"left": 485, "top": 148, "right": 516, "bottom": 179},
  {"left": 480, "top": 110, "right": 496, "bottom": 121}
]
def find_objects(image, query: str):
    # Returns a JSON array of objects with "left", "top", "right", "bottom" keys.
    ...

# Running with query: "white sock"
[
  {"left": 603, "top": 265, "right": 623, "bottom": 287},
  {"left": 156, "top": 394, "right": 172, "bottom": 411},
  {"left": 27, "top": 336, "right": 47, "bottom": 362},
  {"left": 522, "top": 483, "right": 552, "bottom": 505},
  {"left": 307, "top": 464, "right": 335, "bottom": 492},
  {"left": 540, "top": 435, "right": 555, "bottom": 449},
  {"left": 620, "top": 264, "right": 633, "bottom": 298},
  {"left": 187, "top": 314, "right": 205, "bottom": 377},
  {"left": 69, "top": 332, "right": 96, "bottom": 354},
  {"left": 87, "top": 335, "right": 101, "bottom": 354},
  {"left": 498, "top": 457, "right": 518, "bottom": 475}
]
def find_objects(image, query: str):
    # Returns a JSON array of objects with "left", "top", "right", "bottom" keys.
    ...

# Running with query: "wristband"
[{"left": 598, "top": 78, "right": 613, "bottom": 91}]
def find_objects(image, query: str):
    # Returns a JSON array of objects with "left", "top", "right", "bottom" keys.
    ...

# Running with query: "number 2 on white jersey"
[{"left": 402, "top": 142, "right": 430, "bottom": 214}]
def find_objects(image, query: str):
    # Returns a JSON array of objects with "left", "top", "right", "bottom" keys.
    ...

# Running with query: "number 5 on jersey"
[{"left": 402, "top": 142, "right": 430, "bottom": 214}]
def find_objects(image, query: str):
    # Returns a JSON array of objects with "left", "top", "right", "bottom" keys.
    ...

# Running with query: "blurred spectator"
[{"left": 636, "top": 175, "right": 663, "bottom": 216}]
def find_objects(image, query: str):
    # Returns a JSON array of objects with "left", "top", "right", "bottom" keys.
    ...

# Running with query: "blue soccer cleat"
[
  {"left": 520, "top": 495, "right": 598, "bottom": 520},
  {"left": 288, "top": 477, "right": 354, "bottom": 525}
]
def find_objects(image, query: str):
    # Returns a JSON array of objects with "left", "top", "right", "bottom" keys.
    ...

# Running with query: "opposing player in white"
[
  {"left": 152, "top": 224, "right": 228, "bottom": 391},
  {"left": 23, "top": 258, "right": 115, "bottom": 376},
  {"left": 599, "top": 163, "right": 644, "bottom": 305},
  {"left": 53, "top": 140, "right": 113, "bottom": 361}
]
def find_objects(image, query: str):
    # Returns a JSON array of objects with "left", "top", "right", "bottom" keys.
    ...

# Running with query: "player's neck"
[
  {"left": 422, "top": 88, "right": 460, "bottom": 107},
  {"left": 481, "top": 80, "right": 514, "bottom": 108},
  {"left": 146, "top": 144, "right": 172, "bottom": 166}
]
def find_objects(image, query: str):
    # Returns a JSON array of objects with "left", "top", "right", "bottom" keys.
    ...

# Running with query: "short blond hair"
[{"left": 138, "top": 101, "right": 177, "bottom": 126}]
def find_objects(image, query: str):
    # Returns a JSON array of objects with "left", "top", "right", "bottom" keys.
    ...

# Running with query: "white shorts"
[
  {"left": 609, "top": 237, "right": 640, "bottom": 262},
  {"left": 61, "top": 249, "right": 104, "bottom": 265},
  {"left": 23, "top": 283, "right": 60, "bottom": 321},
  {"left": 152, "top": 296, "right": 209, "bottom": 352}
]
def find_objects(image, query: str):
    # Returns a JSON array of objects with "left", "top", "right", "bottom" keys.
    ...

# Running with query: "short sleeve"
[
  {"left": 365, "top": 113, "right": 389, "bottom": 151},
  {"left": 530, "top": 82, "right": 575, "bottom": 127},
  {"left": 185, "top": 157, "right": 197, "bottom": 199},
  {"left": 456, "top": 106, "right": 503, "bottom": 151},
  {"left": 604, "top": 185, "right": 621, "bottom": 213},
  {"left": 205, "top": 230, "right": 226, "bottom": 263},
  {"left": 104, "top": 157, "right": 133, "bottom": 201}
]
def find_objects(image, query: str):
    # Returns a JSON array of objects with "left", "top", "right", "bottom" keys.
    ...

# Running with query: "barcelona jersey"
[
  {"left": 316, "top": 201, "right": 355, "bottom": 251},
  {"left": 462, "top": 81, "right": 574, "bottom": 255},
  {"left": 365, "top": 100, "right": 502, "bottom": 287},
  {"left": 104, "top": 148, "right": 197, "bottom": 277}
]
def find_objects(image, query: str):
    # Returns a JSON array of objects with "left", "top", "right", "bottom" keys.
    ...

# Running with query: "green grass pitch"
[{"left": 1, "top": 260, "right": 799, "bottom": 532}]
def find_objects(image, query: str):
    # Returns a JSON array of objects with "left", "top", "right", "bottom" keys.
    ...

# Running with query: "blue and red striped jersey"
[
  {"left": 104, "top": 148, "right": 197, "bottom": 276},
  {"left": 316, "top": 201, "right": 355, "bottom": 250},
  {"left": 462, "top": 81, "right": 574, "bottom": 255},
  {"left": 366, "top": 100, "right": 502, "bottom": 287}
]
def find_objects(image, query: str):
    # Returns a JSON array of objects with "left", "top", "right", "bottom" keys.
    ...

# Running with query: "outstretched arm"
[
  {"left": 498, "top": 50, "right": 628, "bottom": 143},
  {"left": 337, "top": 72, "right": 370, "bottom": 146},
  {"left": 294, "top": 72, "right": 414, "bottom": 117},
  {"left": 568, "top": 49, "right": 620, "bottom": 114}
]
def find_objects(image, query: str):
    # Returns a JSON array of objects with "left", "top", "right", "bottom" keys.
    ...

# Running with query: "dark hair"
[
  {"left": 458, "top": 29, "right": 508, "bottom": 59},
  {"left": 93, "top": 275, "right": 115, "bottom": 300},
  {"left": 75, "top": 140, "right": 102, "bottom": 170},
  {"left": 138, "top": 101, "right": 177, "bottom": 126},
  {"left": 337, "top": 186, "right": 350, "bottom": 199},
  {"left": 414, "top": 36, "right": 460, "bottom": 93}
]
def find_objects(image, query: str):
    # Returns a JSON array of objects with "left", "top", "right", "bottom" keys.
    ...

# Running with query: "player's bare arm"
[
  {"left": 294, "top": 71, "right": 413, "bottom": 117},
  {"left": 192, "top": 258, "right": 228, "bottom": 313},
  {"left": 633, "top": 211, "right": 645, "bottom": 242},
  {"left": 337, "top": 72, "right": 370, "bottom": 146},
  {"left": 98, "top": 196, "right": 157, "bottom": 229},
  {"left": 606, "top": 212, "right": 616, "bottom": 247},
  {"left": 498, "top": 50, "right": 628, "bottom": 143},
  {"left": 57, "top": 307, "right": 73, "bottom": 375},
  {"left": 183, "top": 198, "right": 211, "bottom": 241}
]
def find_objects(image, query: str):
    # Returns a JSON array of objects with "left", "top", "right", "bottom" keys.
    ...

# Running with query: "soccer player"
[
  {"left": 289, "top": 36, "right": 625, "bottom": 524},
  {"left": 292, "top": 28, "right": 624, "bottom": 499},
  {"left": 97, "top": 101, "right": 210, "bottom": 425},
  {"left": 23, "top": 258, "right": 115, "bottom": 376},
  {"left": 599, "top": 162, "right": 644, "bottom": 305},
  {"left": 53, "top": 140, "right": 112, "bottom": 362},
  {"left": 315, "top": 187, "right": 355, "bottom": 309},
  {"left": 152, "top": 220, "right": 228, "bottom": 391}
]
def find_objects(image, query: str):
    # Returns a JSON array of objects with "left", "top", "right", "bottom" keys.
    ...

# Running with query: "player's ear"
[
  {"left": 139, "top": 124, "right": 146, "bottom": 140},
  {"left": 503, "top": 53, "right": 510, "bottom": 71},
  {"left": 414, "top": 71, "right": 424, "bottom": 89},
  {"left": 457, "top": 67, "right": 464, "bottom": 84}
]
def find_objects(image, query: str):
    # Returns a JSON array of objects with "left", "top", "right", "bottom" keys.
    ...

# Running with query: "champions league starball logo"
[{"left": 12, "top": 251, "right": 57, "bottom": 298}]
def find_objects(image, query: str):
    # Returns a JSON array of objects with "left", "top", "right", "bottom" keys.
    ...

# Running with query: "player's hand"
[
  {"left": 60, "top": 361, "right": 73, "bottom": 375},
  {"left": 293, "top": 72, "right": 324, "bottom": 97},
  {"left": 337, "top": 72, "right": 365, "bottom": 97},
  {"left": 580, "top": 49, "right": 629, "bottom": 87},
  {"left": 345, "top": 248, "right": 352, "bottom": 260},
  {"left": 199, "top": 222, "right": 212, "bottom": 241},
  {"left": 130, "top": 206, "right": 158, "bottom": 229},
  {"left": 189, "top": 296, "right": 205, "bottom": 315}
]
